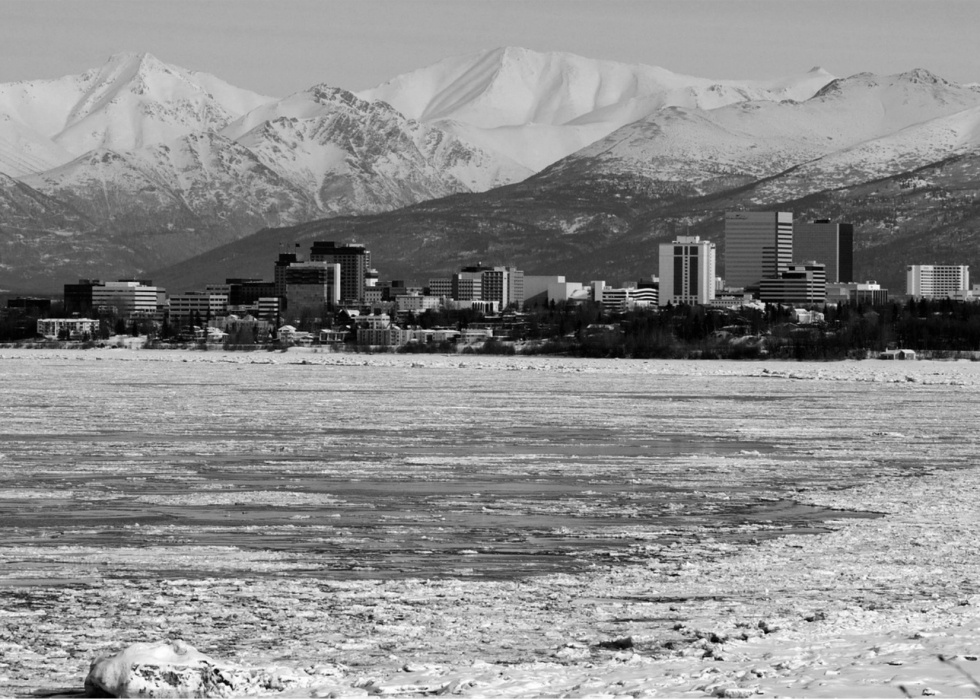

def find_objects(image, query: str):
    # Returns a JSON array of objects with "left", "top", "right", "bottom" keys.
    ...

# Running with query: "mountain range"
[{"left": 1, "top": 48, "right": 979, "bottom": 295}]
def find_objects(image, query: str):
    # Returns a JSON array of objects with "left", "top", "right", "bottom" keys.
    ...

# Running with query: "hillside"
[{"left": 153, "top": 147, "right": 980, "bottom": 296}]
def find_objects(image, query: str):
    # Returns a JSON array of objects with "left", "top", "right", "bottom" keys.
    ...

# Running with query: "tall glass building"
[
  {"left": 724, "top": 211, "right": 793, "bottom": 290},
  {"left": 793, "top": 220, "right": 854, "bottom": 283}
]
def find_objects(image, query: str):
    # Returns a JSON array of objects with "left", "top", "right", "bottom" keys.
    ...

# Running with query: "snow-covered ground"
[{"left": 1, "top": 350, "right": 979, "bottom": 696}]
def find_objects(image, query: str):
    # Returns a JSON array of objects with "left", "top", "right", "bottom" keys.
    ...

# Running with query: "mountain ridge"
[{"left": 2, "top": 49, "right": 979, "bottom": 294}]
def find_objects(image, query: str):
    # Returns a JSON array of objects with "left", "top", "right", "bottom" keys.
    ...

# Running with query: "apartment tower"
[
  {"left": 309, "top": 241, "right": 371, "bottom": 305},
  {"left": 906, "top": 265, "right": 970, "bottom": 299},
  {"left": 658, "top": 236, "right": 716, "bottom": 306}
]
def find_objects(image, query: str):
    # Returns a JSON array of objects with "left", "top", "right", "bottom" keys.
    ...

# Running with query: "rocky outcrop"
[{"left": 84, "top": 640, "right": 316, "bottom": 698}]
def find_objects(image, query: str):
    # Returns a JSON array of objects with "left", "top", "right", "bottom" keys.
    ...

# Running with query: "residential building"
[
  {"left": 758, "top": 262, "right": 826, "bottom": 305},
  {"left": 37, "top": 318, "right": 98, "bottom": 340},
  {"left": 309, "top": 241, "right": 371, "bottom": 304},
  {"left": 658, "top": 235, "right": 716, "bottom": 306},
  {"left": 793, "top": 219, "right": 854, "bottom": 283},
  {"left": 724, "top": 211, "right": 793, "bottom": 289},
  {"left": 906, "top": 265, "right": 970, "bottom": 299},
  {"left": 356, "top": 313, "right": 401, "bottom": 346}
]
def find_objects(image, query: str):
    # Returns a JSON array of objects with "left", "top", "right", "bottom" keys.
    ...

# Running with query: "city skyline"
[{"left": 2, "top": 0, "right": 979, "bottom": 97}]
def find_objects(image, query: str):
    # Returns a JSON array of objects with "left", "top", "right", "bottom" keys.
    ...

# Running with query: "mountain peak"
[{"left": 897, "top": 68, "right": 949, "bottom": 85}]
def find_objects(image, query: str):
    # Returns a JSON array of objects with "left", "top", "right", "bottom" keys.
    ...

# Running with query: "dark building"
[
  {"left": 309, "top": 241, "right": 371, "bottom": 305},
  {"left": 227, "top": 279, "right": 275, "bottom": 307},
  {"left": 7, "top": 297, "right": 52, "bottom": 313},
  {"left": 64, "top": 279, "right": 102, "bottom": 316},
  {"left": 793, "top": 220, "right": 854, "bottom": 283},
  {"left": 274, "top": 253, "right": 300, "bottom": 300},
  {"left": 724, "top": 211, "right": 793, "bottom": 290},
  {"left": 759, "top": 262, "right": 827, "bottom": 305}
]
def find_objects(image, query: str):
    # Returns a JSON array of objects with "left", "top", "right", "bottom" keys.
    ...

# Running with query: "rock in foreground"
[{"left": 84, "top": 640, "right": 305, "bottom": 697}]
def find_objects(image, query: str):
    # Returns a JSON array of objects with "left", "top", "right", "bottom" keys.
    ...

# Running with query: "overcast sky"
[{"left": 3, "top": 0, "right": 978, "bottom": 96}]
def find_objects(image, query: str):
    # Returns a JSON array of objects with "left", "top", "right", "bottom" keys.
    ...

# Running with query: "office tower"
[
  {"left": 91, "top": 280, "right": 160, "bottom": 317},
  {"left": 759, "top": 263, "right": 827, "bottom": 304},
  {"left": 451, "top": 264, "right": 524, "bottom": 308},
  {"left": 309, "top": 241, "right": 371, "bottom": 305},
  {"left": 906, "top": 265, "right": 970, "bottom": 299},
  {"left": 724, "top": 211, "right": 793, "bottom": 289},
  {"left": 274, "top": 252, "right": 300, "bottom": 300},
  {"left": 658, "top": 235, "right": 716, "bottom": 306},
  {"left": 793, "top": 220, "right": 854, "bottom": 283},
  {"left": 284, "top": 262, "right": 341, "bottom": 310},
  {"left": 64, "top": 279, "right": 102, "bottom": 315}
]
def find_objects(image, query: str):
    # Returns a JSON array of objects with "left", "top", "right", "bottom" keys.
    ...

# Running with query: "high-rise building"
[
  {"left": 284, "top": 262, "right": 341, "bottom": 310},
  {"left": 793, "top": 220, "right": 854, "bottom": 283},
  {"left": 309, "top": 241, "right": 371, "bottom": 305},
  {"left": 274, "top": 253, "right": 300, "bottom": 300},
  {"left": 759, "top": 262, "right": 827, "bottom": 305},
  {"left": 658, "top": 235, "right": 716, "bottom": 306},
  {"left": 724, "top": 211, "right": 793, "bottom": 289},
  {"left": 907, "top": 265, "right": 970, "bottom": 299}
]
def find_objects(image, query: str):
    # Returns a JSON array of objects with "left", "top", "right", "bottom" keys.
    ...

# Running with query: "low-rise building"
[
  {"left": 759, "top": 263, "right": 826, "bottom": 305},
  {"left": 168, "top": 291, "right": 228, "bottom": 319},
  {"left": 37, "top": 318, "right": 98, "bottom": 340}
]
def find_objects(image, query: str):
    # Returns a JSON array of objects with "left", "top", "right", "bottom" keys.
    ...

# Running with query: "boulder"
[{"left": 84, "top": 639, "right": 303, "bottom": 697}]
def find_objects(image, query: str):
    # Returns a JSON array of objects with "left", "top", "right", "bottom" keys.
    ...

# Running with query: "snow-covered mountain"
[
  {"left": 225, "top": 85, "right": 530, "bottom": 211},
  {"left": 358, "top": 46, "right": 837, "bottom": 170},
  {"left": 0, "top": 52, "right": 273, "bottom": 177},
  {"left": 5, "top": 47, "right": 980, "bottom": 292},
  {"left": 537, "top": 68, "right": 980, "bottom": 195}
]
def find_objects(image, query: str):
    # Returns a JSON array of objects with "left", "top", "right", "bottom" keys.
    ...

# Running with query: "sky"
[{"left": 2, "top": 0, "right": 979, "bottom": 96}]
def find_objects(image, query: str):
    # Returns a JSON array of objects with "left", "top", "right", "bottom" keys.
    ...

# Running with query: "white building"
[
  {"left": 659, "top": 236, "right": 716, "bottom": 306},
  {"left": 92, "top": 281, "right": 160, "bottom": 316},
  {"left": 907, "top": 265, "right": 970, "bottom": 299},
  {"left": 37, "top": 318, "right": 99, "bottom": 340},
  {"left": 548, "top": 281, "right": 583, "bottom": 304},
  {"left": 395, "top": 294, "right": 442, "bottom": 313}
]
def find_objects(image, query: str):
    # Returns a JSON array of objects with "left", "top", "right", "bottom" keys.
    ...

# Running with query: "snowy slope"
[
  {"left": 0, "top": 113, "right": 75, "bottom": 177},
  {"left": 540, "top": 68, "right": 980, "bottom": 193},
  {"left": 357, "top": 47, "right": 837, "bottom": 170},
  {"left": 228, "top": 85, "right": 530, "bottom": 211},
  {"left": 19, "top": 132, "right": 315, "bottom": 231},
  {"left": 0, "top": 53, "right": 273, "bottom": 176},
  {"left": 750, "top": 103, "right": 980, "bottom": 203}
]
